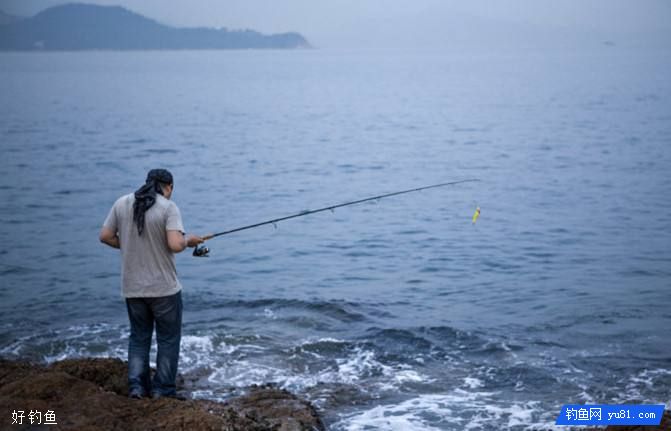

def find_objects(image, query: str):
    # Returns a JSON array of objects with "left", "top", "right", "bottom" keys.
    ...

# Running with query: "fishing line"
[{"left": 193, "top": 178, "right": 479, "bottom": 257}]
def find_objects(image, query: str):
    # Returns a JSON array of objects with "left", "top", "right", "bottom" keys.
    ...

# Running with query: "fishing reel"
[{"left": 193, "top": 244, "right": 210, "bottom": 257}]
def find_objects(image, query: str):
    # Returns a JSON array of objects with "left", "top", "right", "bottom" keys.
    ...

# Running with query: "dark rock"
[
  {"left": 227, "top": 384, "right": 325, "bottom": 431},
  {"left": 0, "top": 357, "right": 325, "bottom": 430},
  {"left": 50, "top": 357, "right": 128, "bottom": 396}
]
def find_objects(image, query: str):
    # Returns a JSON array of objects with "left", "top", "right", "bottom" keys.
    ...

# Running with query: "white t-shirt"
[{"left": 103, "top": 193, "right": 184, "bottom": 298}]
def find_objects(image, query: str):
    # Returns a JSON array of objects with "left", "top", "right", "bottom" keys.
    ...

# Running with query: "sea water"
[{"left": 1, "top": 48, "right": 670, "bottom": 430}]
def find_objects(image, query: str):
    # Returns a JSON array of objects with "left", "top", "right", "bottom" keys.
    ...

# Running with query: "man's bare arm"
[
  {"left": 167, "top": 230, "right": 204, "bottom": 253},
  {"left": 99, "top": 227, "right": 120, "bottom": 249}
]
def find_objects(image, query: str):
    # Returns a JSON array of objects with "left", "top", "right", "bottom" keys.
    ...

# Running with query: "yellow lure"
[{"left": 472, "top": 207, "right": 480, "bottom": 224}]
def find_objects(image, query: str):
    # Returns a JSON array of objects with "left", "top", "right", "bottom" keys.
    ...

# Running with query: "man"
[{"left": 99, "top": 168, "right": 205, "bottom": 399}]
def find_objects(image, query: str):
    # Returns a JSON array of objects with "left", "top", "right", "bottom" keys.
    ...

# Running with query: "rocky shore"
[
  {"left": 1, "top": 356, "right": 668, "bottom": 430},
  {"left": 0, "top": 357, "right": 324, "bottom": 430}
]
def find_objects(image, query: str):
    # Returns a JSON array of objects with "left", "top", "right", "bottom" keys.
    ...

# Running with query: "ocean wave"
[
  {"left": 331, "top": 391, "right": 556, "bottom": 431},
  {"left": 616, "top": 368, "right": 671, "bottom": 405},
  {"left": 0, "top": 323, "right": 127, "bottom": 363},
  {"left": 189, "top": 297, "right": 368, "bottom": 324},
  {"left": 2, "top": 321, "right": 669, "bottom": 430}
]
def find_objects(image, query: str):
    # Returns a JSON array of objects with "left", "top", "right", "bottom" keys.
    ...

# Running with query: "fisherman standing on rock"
[{"left": 99, "top": 168, "right": 206, "bottom": 399}]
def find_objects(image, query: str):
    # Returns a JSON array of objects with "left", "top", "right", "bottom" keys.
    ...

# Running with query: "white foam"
[
  {"left": 0, "top": 338, "right": 25, "bottom": 356},
  {"left": 616, "top": 368, "right": 671, "bottom": 404},
  {"left": 180, "top": 335, "right": 216, "bottom": 368},
  {"left": 201, "top": 343, "right": 433, "bottom": 400},
  {"left": 190, "top": 389, "right": 216, "bottom": 400},
  {"left": 208, "top": 360, "right": 285, "bottom": 387},
  {"left": 476, "top": 403, "right": 536, "bottom": 429},
  {"left": 64, "top": 323, "right": 116, "bottom": 336},
  {"left": 335, "top": 401, "right": 446, "bottom": 431},
  {"left": 182, "top": 335, "right": 214, "bottom": 351},
  {"left": 575, "top": 384, "right": 596, "bottom": 404},
  {"left": 333, "top": 390, "right": 561, "bottom": 431},
  {"left": 395, "top": 369, "right": 426, "bottom": 384},
  {"left": 327, "top": 347, "right": 432, "bottom": 389},
  {"left": 463, "top": 377, "right": 484, "bottom": 389},
  {"left": 0, "top": 323, "right": 128, "bottom": 363},
  {"left": 334, "top": 393, "right": 466, "bottom": 431},
  {"left": 337, "top": 347, "right": 390, "bottom": 383},
  {"left": 262, "top": 308, "right": 277, "bottom": 319}
]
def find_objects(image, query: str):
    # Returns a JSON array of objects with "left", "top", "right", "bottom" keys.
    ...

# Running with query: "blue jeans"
[{"left": 125, "top": 291, "right": 182, "bottom": 397}]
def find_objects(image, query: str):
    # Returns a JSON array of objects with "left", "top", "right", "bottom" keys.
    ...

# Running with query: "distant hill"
[
  {"left": 0, "top": 3, "right": 311, "bottom": 50},
  {"left": 0, "top": 10, "right": 22, "bottom": 26}
]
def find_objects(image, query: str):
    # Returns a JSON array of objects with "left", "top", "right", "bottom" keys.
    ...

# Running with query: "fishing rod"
[{"left": 193, "top": 178, "right": 480, "bottom": 257}]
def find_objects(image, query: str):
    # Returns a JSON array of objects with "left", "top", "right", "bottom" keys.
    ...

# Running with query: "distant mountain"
[
  {"left": 0, "top": 10, "right": 22, "bottom": 26},
  {"left": 0, "top": 3, "right": 311, "bottom": 50}
]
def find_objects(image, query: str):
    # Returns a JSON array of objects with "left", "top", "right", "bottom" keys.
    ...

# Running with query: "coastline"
[
  {"left": 1, "top": 357, "right": 669, "bottom": 430},
  {"left": 0, "top": 357, "right": 325, "bottom": 430}
]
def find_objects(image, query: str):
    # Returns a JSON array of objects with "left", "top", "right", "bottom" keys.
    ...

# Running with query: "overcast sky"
[{"left": 2, "top": 0, "right": 669, "bottom": 50}]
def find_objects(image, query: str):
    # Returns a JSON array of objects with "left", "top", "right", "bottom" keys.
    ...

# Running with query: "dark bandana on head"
[{"left": 133, "top": 169, "right": 173, "bottom": 235}]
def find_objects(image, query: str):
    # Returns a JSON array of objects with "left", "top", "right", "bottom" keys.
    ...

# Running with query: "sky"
[{"left": 1, "top": 0, "right": 669, "bottom": 50}]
